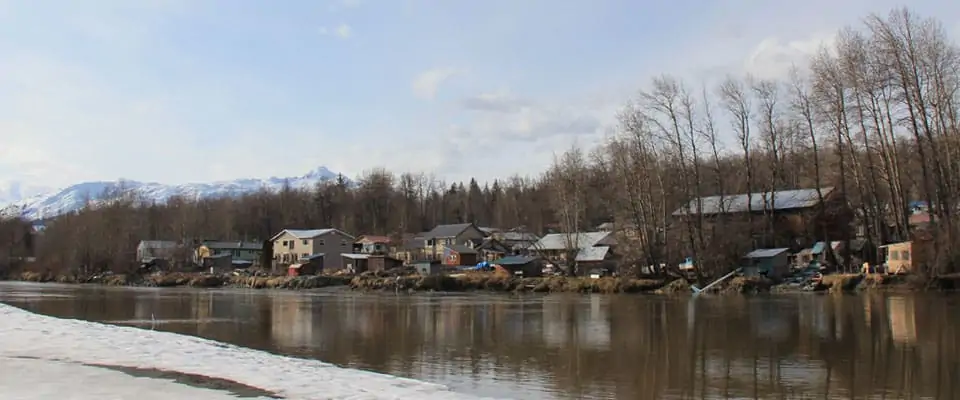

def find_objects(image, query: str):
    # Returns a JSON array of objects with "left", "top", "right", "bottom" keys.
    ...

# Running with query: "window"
[
  {"left": 901, "top": 250, "right": 910, "bottom": 261},
  {"left": 318, "top": 239, "right": 325, "bottom": 246},
  {"left": 341, "top": 240, "right": 347, "bottom": 246},
  {"left": 281, "top": 240, "right": 287, "bottom": 246},
  {"left": 302, "top": 239, "right": 309, "bottom": 245},
  {"left": 891, "top": 251, "right": 899, "bottom": 260}
]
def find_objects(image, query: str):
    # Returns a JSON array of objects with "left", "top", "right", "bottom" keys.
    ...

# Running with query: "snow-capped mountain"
[{"left": 0, "top": 167, "right": 347, "bottom": 221}]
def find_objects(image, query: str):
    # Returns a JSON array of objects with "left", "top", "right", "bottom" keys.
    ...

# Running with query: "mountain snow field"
[{"left": 0, "top": 167, "right": 345, "bottom": 221}]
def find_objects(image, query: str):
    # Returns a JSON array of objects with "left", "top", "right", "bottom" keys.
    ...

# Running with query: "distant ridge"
[{"left": 0, "top": 167, "right": 349, "bottom": 221}]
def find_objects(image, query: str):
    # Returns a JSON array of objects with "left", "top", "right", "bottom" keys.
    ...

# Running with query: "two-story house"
[
  {"left": 270, "top": 229, "right": 356, "bottom": 271},
  {"left": 202, "top": 240, "right": 263, "bottom": 264},
  {"left": 422, "top": 223, "right": 487, "bottom": 259}
]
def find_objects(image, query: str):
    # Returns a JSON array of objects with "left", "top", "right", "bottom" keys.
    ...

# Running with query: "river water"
[{"left": 0, "top": 282, "right": 957, "bottom": 399}]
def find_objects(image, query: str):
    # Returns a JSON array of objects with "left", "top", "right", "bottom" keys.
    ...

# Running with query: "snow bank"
[{"left": 0, "top": 303, "right": 501, "bottom": 400}]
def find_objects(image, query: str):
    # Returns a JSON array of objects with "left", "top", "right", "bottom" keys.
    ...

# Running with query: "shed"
[
  {"left": 413, "top": 260, "right": 443, "bottom": 276},
  {"left": 365, "top": 255, "right": 404, "bottom": 273},
  {"left": 741, "top": 248, "right": 790, "bottom": 279},
  {"left": 442, "top": 244, "right": 478, "bottom": 266},
  {"left": 201, "top": 253, "right": 233, "bottom": 274},
  {"left": 879, "top": 234, "right": 933, "bottom": 274},
  {"left": 289, "top": 253, "right": 324, "bottom": 276},
  {"left": 342, "top": 253, "right": 370, "bottom": 274},
  {"left": 492, "top": 255, "right": 543, "bottom": 277}
]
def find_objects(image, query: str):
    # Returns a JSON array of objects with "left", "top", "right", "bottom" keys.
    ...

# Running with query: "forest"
[{"left": 1, "top": 8, "right": 959, "bottom": 279}]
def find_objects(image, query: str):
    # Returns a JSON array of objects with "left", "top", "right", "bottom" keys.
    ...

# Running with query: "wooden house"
[
  {"left": 270, "top": 229, "right": 355, "bottom": 270},
  {"left": 441, "top": 244, "right": 478, "bottom": 266},
  {"left": 879, "top": 232, "right": 934, "bottom": 274},
  {"left": 342, "top": 253, "right": 403, "bottom": 274},
  {"left": 422, "top": 223, "right": 487, "bottom": 259}
]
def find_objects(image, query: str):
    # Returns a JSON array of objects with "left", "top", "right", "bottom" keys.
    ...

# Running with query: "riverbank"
[{"left": 7, "top": 270, "right": 958, "bottom": 294}]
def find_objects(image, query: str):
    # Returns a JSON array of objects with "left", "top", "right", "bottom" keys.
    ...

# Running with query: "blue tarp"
[{"left": 811, "top": 242, "right": 826, "bottom": 255}]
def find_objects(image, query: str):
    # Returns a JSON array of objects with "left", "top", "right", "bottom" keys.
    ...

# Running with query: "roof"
[
  {"left": 744, "top": 248, "right": 790, "bottom": 258},
  {"left": 673, "top": 187, "right": 835, "bottom": 216},
  {"left": 501, "top": 232, "right": 539, "bottom": 242},
  {"left": 811, "top": 241, "right": 826, "bottom": 254},
  {"left": 446, "top": 244, "right": 477, "bottom": 254},
  {"left": 477, "top": 227, "right": 501, "bottom": 234},
  {"left": 203, "top": 241, "right": 262, "bottom": 250},
  {"left": 575, "top": 246, "right": 611, "bottom": 262},
  {"left": 529, "top": 232, "right": 614, "bottom": 251},
  {"left": 303, "top": 253, "right": 325, "bottom": 260},
  {"left": 424, "top": 223, "right": 480, "bottom": 239},
  {"left": 342, "top": 253, "right": 370, "bottom": 260},
  {"left": 493, "top": 255, "right": 541, "bottom": 265},
  {"left": 355, "top": 235, "right": 392, "bottom": 244},
  {"left": 269, "top": 229, "right": 355, "bottom": 242},
  {"left": 138, "top": 240, "right": 179, "bottom": 249}
]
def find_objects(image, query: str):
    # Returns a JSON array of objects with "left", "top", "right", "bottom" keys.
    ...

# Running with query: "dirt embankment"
[
  {"left": 348, "top": 273, "right": 669, "bottom": 294},
  {"left": 13, "top": 271, "right": 351, "bottom": 290}
]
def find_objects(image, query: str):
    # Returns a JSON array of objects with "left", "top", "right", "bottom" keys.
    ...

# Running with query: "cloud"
[
  {"left": 743, "top": 33, "right": 837, "bottom": 80},
  {"left": 411, "top": 67, "right": 460, "bottom": 100},
  {"left": 319, "top": 23, "right": 352, "bottom": 39},
  {"left": 458, "top": 92, "right": 531, "bottom": 113}
]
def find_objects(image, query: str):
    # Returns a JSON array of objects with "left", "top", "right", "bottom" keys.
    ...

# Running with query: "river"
[{"left": 0, "top": 282, "right": 957, "bottom": 399}]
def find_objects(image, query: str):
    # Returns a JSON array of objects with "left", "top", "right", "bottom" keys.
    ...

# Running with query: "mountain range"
[{"left": 0, "top": 167, "right": 346, "bottom": 221}]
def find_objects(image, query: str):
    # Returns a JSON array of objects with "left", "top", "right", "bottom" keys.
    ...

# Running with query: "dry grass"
[{"left": 348, "top": 273, "right": 667, "bottom": 294}]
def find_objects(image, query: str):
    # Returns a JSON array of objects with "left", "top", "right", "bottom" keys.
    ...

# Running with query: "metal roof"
[
  {"left": 744, "top": 248, "right": 790, "bottom": 258},
  {"left": 575, "top": 246, "right": 611, "bottom": 262},
  {"left": 342, "top": 253, "right": 370, "bottom": 260},
  {"left": 138, "top": 240, "right": 179, "bottom": 249},
  {"left": 529, "top": 232, "right": 615, "bottom": 251},
  {"left": 493, "top": 255, "right": 540, "bottom": 265},
  {"left": 270, "top": 228, "right": 355, "bottom": 241},
  {"left": 673, "top": 187, "right": 835, "bottom": 216},
  {"left": 501, "top": 232, "right": 539, "bottom": 242}
]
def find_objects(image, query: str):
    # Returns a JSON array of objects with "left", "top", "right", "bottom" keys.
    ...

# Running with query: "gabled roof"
[
  {"left": 203, "top": 241, "right": 262, "bottom": 250},
  {"left": 529, "top": 232, "right": 615, "bottom": 251},
  {"left": 673, "top": 187, "right": 835, "bottom": 216},
  {"left": 501, "top": 232, "right": 539, "bottom": 242},
  {"left": 576, "top": 246, "right": 611, "bottom": 262},
  {"left": 355, "top": 235, "right": 392, "bottom": 244},
  {"left": 138, "top": 240, "right": 180, "bottom": 249},
  {"left": 424, "top": 223, "right": 481, "bottom": 239},
  {"left": 446, "top": 244, "right": 477, "bottom": 254},
  {"left": 269, "top": 229, "right": 355, "bottom": 242}
]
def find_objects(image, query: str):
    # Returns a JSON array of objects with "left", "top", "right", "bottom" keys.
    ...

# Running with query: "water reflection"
[{"left": 2, "top": 282, "right": 960, "bottom": 399}]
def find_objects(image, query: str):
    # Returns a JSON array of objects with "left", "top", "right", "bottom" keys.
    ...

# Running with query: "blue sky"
[{"left": 0, "top": 0, "right": 957, "bottom": 191}]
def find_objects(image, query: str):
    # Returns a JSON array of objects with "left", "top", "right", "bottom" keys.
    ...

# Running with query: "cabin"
[
  {"left": 528, "top": 232, "right": 617, "bottom": 263},
  {"left": 493, "top": 255, "right": 543, "bottom": 277},
  {"left": 354, "top": 235, "right": 394, "bottom": 255},
  {"left": 879, "top": 232, "right": 934, "bottom": 274},
  {"left": 422, "top": 223, "right": 487, "bottom": 259},
  {"left": 741, "top": 248, "right": 791, "bottom": 279},
  {"left": 441, "top": 244, "right": 478, "bottom": 266},
  {"left": 413, "top": 260, "right": 444, "bottom": 276},
  {"left": 672, "top": 187, "right": 853, "bottom": 249},
  {"left": 288, "top": 253, "right": 324, "bottom": 276},
  {"left": 136, "top": 240, "right": 182, "bottom": 266},
  {"left": 574, "top": 246, "right": 617, "bottom": 276},
  {"left": 201, "top": 240, "right": 262, "bottom": 264}
]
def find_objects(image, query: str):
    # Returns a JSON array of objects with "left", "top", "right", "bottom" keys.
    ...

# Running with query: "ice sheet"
[{"left": 0, "top": 303, "right": 501, "bottom": 400}]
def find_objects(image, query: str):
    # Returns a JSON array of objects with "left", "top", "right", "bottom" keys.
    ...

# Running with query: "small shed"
[
  {"left": 413, "top": 260, "right": 443, "bottom": 276},
  {"left": 201, "top": 253, "right": 233, "bottom": 274},
  {"left": 575, "top": 246, "right": 615, "bottom": 276},
  {"left": 492, "top": 255, "right": 543, "bottom": 277},
  {"left": 880, "top": 234, "right": 933, "bottom": 274},
  {"left": 289, "top": 253, "right": 323, "bottom": 276},
  {"left": 342, "top": 253, "right": 370, "bottom": 274},
  {"left": 442, "top": 244, "right": 478, "bottom": 266},
  {"left": 366, "top": 255, "right": 404, "bottom": 273},
  {"left": 741, "top": 248, "right": 791, "bottom": 279}
]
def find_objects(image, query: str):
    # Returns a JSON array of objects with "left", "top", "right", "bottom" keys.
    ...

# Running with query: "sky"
[{"left": 0, "top": 0, "right": 958, "bottom": 192}]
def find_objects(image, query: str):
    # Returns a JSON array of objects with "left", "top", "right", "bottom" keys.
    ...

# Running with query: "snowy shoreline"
[{"left": 0, "top": 303, "right": 501, "bottom": 400}]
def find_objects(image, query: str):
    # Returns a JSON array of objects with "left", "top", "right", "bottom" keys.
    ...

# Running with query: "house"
[
  {"left": 136, "top": 240, "right": 184, "bottom": 266},
  {"left": 354, "top": 235, "right": 394, "bottom": 255},
  {"left": 574, "top": 246, "right": 617, "bottom": 276},
  {"left": 441, "top": 244, "right": 478, "bottom": 266},
  {"left": 672, "top": 187, "right": 853, "bottom": 249},
  {"left": 741, "top": 248, "right": 791, "bottom": 279},
  {"left": 475, "top": 238, "right": 509, "bottom": 261},
  {"left": 270, "top": 229, "right": 356, "bottom": 271},
  {"left": 528, "top": 231, "right": 617, "bottom": 263},
  {"left": 492, "top": 255, "right": 543, "bottom": 277},
  {"left": 341, "top": 253, "right": 403, "bottom": 274},
  {"left": 422, "top": 223, "right": 488, "bottom": 259},
  {"left": 394, "top": 233, "right": 428, "bottom": 264},
  {"left": 879, "top": 232, "right": 934, "bottom": 274},
  {"left": 499, "top": 231, "right": 540, "bottom": 254},
  {"left": 289, "top": 253, "right": 324, "bottom": 276},
  {"left": 201, "top": 241, "right": 263, "bottom": 264},
  {"left": 413, "top": 260, "right": 443, "bottom": 276}
]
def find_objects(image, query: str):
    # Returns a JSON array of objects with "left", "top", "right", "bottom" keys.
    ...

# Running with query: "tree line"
[{"left": 1, "top": 8, "right": 958, "bottom": 279}]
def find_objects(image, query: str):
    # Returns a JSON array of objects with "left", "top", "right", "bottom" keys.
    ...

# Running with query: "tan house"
[
  {"left": 879, "top": 232, "right": 933, "bottom": 274},
  {"left": 270, "top": 228, "right": 356, "bottom": 271}
]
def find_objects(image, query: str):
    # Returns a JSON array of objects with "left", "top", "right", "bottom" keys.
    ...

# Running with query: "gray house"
[{"left": 202, "top": 241, "right": 263, "bottom": 263}]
